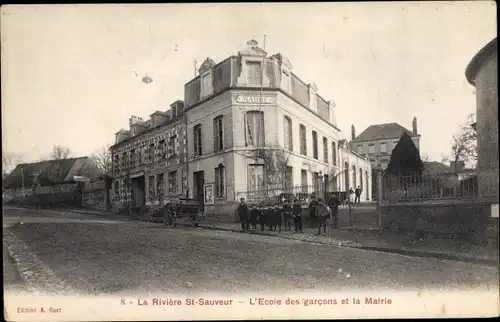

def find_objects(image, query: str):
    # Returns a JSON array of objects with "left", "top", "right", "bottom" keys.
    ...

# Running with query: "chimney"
[
  {"left": 129, "top": 115, "right": 143, "bottom": 127},
  {"left": 412, "top": 116, "right": 418, "bottom": 135},
  {"left": 351, "top": 124, "right": 356, "bottom": 141}
]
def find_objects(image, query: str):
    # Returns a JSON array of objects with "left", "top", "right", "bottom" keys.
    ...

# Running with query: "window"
[
  {"left": 352, "top": 166, "right": 357, "bottom": 188},
  {"left": 313, "top": 172, "right": 319, "bottom": 192},
  {"left": 215, "top": 164, "right": 225, "bottom": 198},
  {"left": 168, "top": 171, "right": 178, "bottom": 195},
  {"left": 148, "top": 175, "right": 155, "bottom": 197},
  {"left": 159, "top": 140, "right": 166, "bottom": 160},
  {"left": 137, "top": 148, "right": 143, "bottom": 165},
  {"left": 157, "top": 174, "right": 164, "bottom": 196},
  {"left": 245, "top": 111, "right": 265, "bottom": 147},
  {"left": 312, "top": 131, "right": 318, "bottom": 159},
  {"left": 299, "top": 124, "right": 307, "bottom": 155},
  {"left": 359, "top": 169, "right": 363, "bottom": 191},
  {"left": 148, "top": 143, "right": 155, "bottom": 163},
  {"left": 114, "top": 181, "right": 120, "bottom": 199},
  {"left": 193, "top": 124, "right": 202, "bottom": 156},
  {"left": 201, "top": 73, "right": 212, "bottom": 98},
  {"left": 368, "top": 144, "right": 375, "bottom": 154},
  {"left": 246, "top": 61, "right": 262, "bottom": 85},
  {"left": 358, "top": 145, "right": 364, "bottom": 154},
  {"left": 121, "top": 152, "right": 127, "bottom": 169},
  {"left": 284, "top": 116, "right": 293, "bottom": 151},
  {"left": 301, "top": 170, "right": 307, "bottom": 193},
  {"left": 332, "top": 142, "right": 337, "bottom": 166},
  {"left": 113, "top": 154, "right": 120, "bottom": 174},
  {"left": 168, "top": 135, "right": 177, "bottom": 158},
  {"left": 213, "top": 116, "right": 224, "bottom": 152},
  {"left": 323, "top": 137, "right": 328, "bottom": 162},
  {"left": 129, "top": 149, "right": 136, "bottom": 168},
  {"left": 285, "top": 166, "right": 293, "bottom": 190},
  {"left": 380, "top": 142, "right": 387, "bottom": 153}
]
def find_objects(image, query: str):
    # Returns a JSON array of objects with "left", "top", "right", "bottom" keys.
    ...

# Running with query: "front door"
[{"left": 193, "top": 171, "right": 205, "bottom": 211}]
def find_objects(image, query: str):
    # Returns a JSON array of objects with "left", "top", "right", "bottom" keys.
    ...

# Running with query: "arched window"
[
  {"left": 284, "top": 116, "right": 293, "bottom": 151},
  {"left": 215, "top": 163, "right": 225, "bottom": 198},
  {"left": 332, "top": 141, "right": 337, "bottom": 166},
  {"left": 352, "top": 165, "right": 357, "bottom": 188},
  {"left": 245, "top": 111, "right": 265, "bottom": 147}
]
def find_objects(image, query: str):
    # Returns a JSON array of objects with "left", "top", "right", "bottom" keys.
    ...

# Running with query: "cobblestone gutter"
[{"left": 3, "top": 226, "right": 79, "bottom": 296}]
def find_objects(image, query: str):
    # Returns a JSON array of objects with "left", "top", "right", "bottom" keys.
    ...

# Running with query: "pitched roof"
[
  {"left": 351, "top": 123, "right": 419, "bottom": 143},
  {"left": 3, "top": 157, "right": 90, "bottom": 190}
]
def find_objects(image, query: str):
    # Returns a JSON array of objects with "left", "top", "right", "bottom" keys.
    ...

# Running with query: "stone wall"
[{"left": 380, "top": 202, "right": 499, "bottom": 242}]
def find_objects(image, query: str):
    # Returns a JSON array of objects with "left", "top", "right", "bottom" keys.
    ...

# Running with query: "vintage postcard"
[{"left": 2, "top": 2, "right": 498, "bottom": 320}]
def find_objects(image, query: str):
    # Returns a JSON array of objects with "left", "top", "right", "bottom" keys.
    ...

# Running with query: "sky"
[{"left": 1, "top": 2, "right": 497, "bottom": 165}]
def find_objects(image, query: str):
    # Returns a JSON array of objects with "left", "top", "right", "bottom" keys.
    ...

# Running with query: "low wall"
[
  {"left": 5, "top": 191, "right": 83, "bottom": 209},
  {"left": 380, "top": 201, "right": 499, "bottom": 242}
]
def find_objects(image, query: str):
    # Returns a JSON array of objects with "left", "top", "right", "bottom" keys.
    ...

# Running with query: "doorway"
[
  {"left": 193, "top": 171, "right": 205, "bottom": 211},
  {"left": 131, "top": 176, "right": 146, "bottom": 209}
]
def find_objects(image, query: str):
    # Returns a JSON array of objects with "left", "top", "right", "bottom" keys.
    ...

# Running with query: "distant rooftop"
[{"left": 351, "top": 122, "right": 419, "bottom": 143}]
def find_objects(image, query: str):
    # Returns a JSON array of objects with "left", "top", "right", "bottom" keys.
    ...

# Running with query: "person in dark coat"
[
  {"left": 257, "top": 205, "right": 266, "bottom": 231},
  {"left": 355, "top": 186, "right": 362, "bottom": 204},
  {"left": 249, "top": 204, "right": 259, "bottom": 230},
  {"left": 273, "top": 204, "right": 283, "bottom": 232},
  {"left": 308, "top": 195, "right": 319, "bottom": 223},
  {"left": 282, "top": 199, "right": 293, "bottom": 231},
  {"left": 265, "top": 205, "right": 275, "bottom": 231},
  {"left": 328, "top": 194, "right": 341, "bottom": 229},
  {"left": 237, "top": 198, "right": 250, "bottom": 232},
  {"left": 292, "top": 198, "right": 303, "bottom": 233},
  {"left": 316, "top": 198, "right": 330, "bottom": 235}
]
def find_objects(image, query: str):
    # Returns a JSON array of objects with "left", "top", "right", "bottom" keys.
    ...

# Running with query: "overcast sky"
[{"left": 1, "top": 2, "right": 497, "bottom": 164}]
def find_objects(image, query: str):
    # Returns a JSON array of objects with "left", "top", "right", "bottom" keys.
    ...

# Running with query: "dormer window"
[
  {"left": 200, "top": 72, "right": 213, "bottom": 99},
  {"left": 246, "top": 61, "right": 262, "bottom": 85}
]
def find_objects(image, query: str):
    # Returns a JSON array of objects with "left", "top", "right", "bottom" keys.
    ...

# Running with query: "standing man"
[
  {"left": 292, "top": 198, "right": 303, "bottom": 233},
  {"left": 308, "top": 195, "right": 319, "bottom": 225},
  {"left": 282, "top": 199, "right": 293, "bottom": 231},
  {"left": 355, "top": 186, "right": 362, "bottom": 204},
  {"left": 316, "top": 198, "right": 330, "bottom": 235},
  {"left": 237, "top": 198, "right": 250, "bottom": 232},
  {"left": 328, "top": 193, "right": 341, "bottom": 229},
  {"left": 249, "top": 204, "right": 259, "bottom": 230}
]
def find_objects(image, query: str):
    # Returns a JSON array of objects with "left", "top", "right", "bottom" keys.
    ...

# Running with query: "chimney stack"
[
  {"left": 412, "top": 116, "right": 418, "bottom": 135},
  {"left": 351, "top": 124, "right": 356, "bottom": 141},
  {"left": 129, "top": 115, "right": 143, "bottom": 127}
]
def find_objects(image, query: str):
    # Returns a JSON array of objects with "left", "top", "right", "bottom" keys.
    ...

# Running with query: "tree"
[
  {"left": 448, "top": 113, "right": 477, "bottom": 173},
  {"left": 2, "top": 152, "right": 23, "bottom": 181},
  {"left": 252, "top": 143, "right": 291, "bottom": 190},
  {"left": 386, "top": 132, "right": 424, "bottom": 175},
  {"left": 89, "top": 145, "right": 112, "bottom": 176},
  {"left": 50, "top": 145, "right": 71, "bottom": 160}
]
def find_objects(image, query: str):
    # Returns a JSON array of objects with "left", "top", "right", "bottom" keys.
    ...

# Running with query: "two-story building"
[
  {"left": 350, "top": 118, "right": 421, "bottom": 171},
  {"left": 109, "top": 100, "right": 187, "bottom": 212},
  {"left": 183, "top": 40, "right": 371, "bottom": 218}
]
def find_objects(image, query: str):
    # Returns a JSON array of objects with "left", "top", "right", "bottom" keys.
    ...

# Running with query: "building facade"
[
  {"left": 349, "top": 119, "right": 421, "bottom": 171},
  {"left": 109, "top": 100, "right": 188, "bottom": 211},
  {"left": 465, "top": 37, "right": 498, "bottom": 215},
  {"left": 184, "top": 40, "right": 371, "bottom": 218}
]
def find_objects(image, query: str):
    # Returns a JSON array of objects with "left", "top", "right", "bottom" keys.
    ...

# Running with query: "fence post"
[{"left": 377, "top": 172, "right": 383, "bottom": 230}]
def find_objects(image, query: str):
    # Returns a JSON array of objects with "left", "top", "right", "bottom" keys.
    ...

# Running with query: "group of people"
[{"left": 237, "top": 193, "right": 344, "bottom": 235}]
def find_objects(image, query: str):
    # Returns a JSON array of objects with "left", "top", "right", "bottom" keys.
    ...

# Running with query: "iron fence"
[
  {"left": 236, "top": 184, "right": 347, "bottom": 206},
  {"left": 380, "top": 172, "right": 478, "bottom": 204}
]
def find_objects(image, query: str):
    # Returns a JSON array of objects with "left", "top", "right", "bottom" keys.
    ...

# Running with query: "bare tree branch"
[
  {"left": 2, "top": 152, "right": 23, "bottom": 180},
  {"left": 89, "top": 145, "right": 112, "bottom": 176},
  {"left": 449, "top": 113, "right": 477, "bottom": 173},
  {"left": 254, "top": 143, "right": 291, "bottom": 190},
  {"left": 50, "top": 145, "right": 71, "bottom": 160}
]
